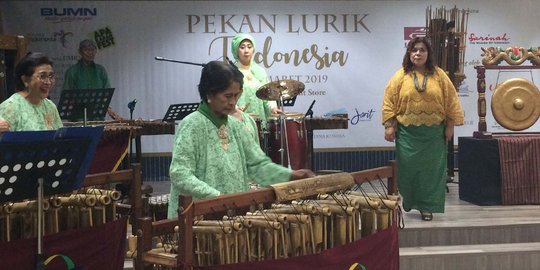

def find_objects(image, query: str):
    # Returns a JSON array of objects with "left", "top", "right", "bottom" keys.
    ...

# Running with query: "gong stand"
[{"left": 474, "top": 65, "right": 540, "bottom": 139}]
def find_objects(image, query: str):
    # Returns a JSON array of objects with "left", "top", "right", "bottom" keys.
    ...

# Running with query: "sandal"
[{"left": 420, "top": 211, "right": 433, "bottom": 221}]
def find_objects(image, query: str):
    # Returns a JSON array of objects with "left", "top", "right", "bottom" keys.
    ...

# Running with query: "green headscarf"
[{"left": 231, "top": 33, "right": 267, "bottom": 83}]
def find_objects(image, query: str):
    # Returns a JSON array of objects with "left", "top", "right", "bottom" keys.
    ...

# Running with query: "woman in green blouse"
[
  {"left": 0, "top": 52, "right": 63, "bottom": 131},
  {"left": 168, "top": 61, "right": 314, "bottom": 218}
]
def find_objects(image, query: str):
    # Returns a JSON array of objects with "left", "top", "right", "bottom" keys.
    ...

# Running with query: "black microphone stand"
[
  {"left": 128, "top": 101, "right": 136, "bottom": 163},
  {"left": 155, "top": 56, "right": 205, "bottom": 67},
  {"left": 305, "top": 100, "right": 316, "bottom": 169}
]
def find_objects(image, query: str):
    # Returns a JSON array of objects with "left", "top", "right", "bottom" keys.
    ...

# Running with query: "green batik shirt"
[
  {"left": 167, "top": 104, "right": 291, "bottom": 218},
  {"left": 0, "top": 93, "right": 63, "bottom": 131},
  {"left": 63, "top": 60, "right": 111, "bottom": 90}
]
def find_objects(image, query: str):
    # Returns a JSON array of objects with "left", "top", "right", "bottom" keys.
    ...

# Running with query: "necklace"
[
  {"left": 413, "top": 72, "right": 428, "bottom": 92},
  {"left": 218, "top": 125, "right": 229, "bottom": 151}
]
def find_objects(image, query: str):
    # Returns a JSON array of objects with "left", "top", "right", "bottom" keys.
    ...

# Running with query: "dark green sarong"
[{"left": 396, "top": 123, "right": 447, "bottom": 213}]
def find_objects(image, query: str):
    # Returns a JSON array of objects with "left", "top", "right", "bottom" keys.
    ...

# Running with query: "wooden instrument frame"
[
  {"left": 135, "top": 161, "right": 396, "bottom": 270},
  {"left": 82, "top": 163, "right": 143, "bottom": 234},
  {"left": 0, "top": 35, "right": 30, "bottom": 102}
]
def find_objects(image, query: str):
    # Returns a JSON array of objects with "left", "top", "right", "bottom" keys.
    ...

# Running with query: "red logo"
[{"left": 404, "top": 27, "right": 427, "bottom": 41}]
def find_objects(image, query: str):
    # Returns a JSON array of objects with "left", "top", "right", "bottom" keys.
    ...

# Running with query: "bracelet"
[{"left": 384, "top": 120, "right": 395, "bottom": 129}]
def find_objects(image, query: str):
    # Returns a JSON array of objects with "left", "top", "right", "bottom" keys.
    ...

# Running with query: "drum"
[
  {"left": 248, "top": 113, "right": 263, "bottom": 147},
  {"left": 266, "top": 113, "right": 308, "bottom": 169}
]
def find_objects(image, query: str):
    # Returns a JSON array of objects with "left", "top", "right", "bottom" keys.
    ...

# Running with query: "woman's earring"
[{"left": 208, "top": 99, "right": 212, "bottom": 104}]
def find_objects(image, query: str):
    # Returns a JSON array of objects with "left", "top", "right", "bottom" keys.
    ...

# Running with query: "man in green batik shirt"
[{"left": 63, "top": 39, "right": 111, "bottom": 90}]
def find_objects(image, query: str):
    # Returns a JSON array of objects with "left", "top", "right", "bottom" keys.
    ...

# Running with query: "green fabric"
[
  {"left": 168, "top": 111, "right": 292, "bottom": 218},
  {"left": 396, "top": 123, "right": 446, "bottom": 213},
  {"left": 240, "top": 111, "right": 260, "bottom": 144},
  {"left": 231, "top": 33, "right": 272, "bottom": 125},
  {"left": 63, "top": 60, "right": 111, "bottom": 90},
  {"left": 0, "top": 93, "right": 63, "bottom": 131},
  {"left": 197, "top": 101, "right": 227, "bottom": 128}
]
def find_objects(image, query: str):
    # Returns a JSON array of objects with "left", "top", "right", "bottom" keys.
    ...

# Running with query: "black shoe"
[{"left": 420, "top": 211, "right": 433, "bottom": 221}]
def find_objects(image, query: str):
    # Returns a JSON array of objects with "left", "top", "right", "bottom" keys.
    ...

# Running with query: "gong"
[{"left": 491, "top": 78, "right": 540, "bottom": 131}]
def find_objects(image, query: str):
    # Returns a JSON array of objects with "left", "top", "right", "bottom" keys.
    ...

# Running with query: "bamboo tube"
[
  {"left": 11, "top": 200, "right": 50, "bottom": 212},
  {"left": 193, "top": 225, "right": 233, "bottom": 234},
  {"left": 347, "top": 191, "right": 400, "bottom": 202},
  {"left": 86, "top": 188, "right": 121, "bottom": 201},
  {"left": 244, "top": 219, "right": 280, "bottom": 230},
  {"left": 246, "top": 212, "right": 288, "bottom": 223},
  {"left": 58, "top": 195, "right": 96, "bottom": 207},
  {"left": 49, "top": 196, "right": 62, "bottom": 208},
  {"left": 195, "top": 220, "right": 243, "bottom": 231}
]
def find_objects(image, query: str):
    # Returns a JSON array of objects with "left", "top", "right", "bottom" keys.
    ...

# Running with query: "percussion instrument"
[
  {"left": 0, "top": 165, "right": 143, "bottom": 242},
  {"left": 474, "top": 65, "right": 540, "bottom": 138},
  {"left": 247, "top": 113, "right": 263, "bottom": 147},
  {"left": 491, "top": 78, "right": 540, "bottom": 131},
  {"left": 266, "top": 113, "right": 308, "bottom": 170},
  {"left": 256, "top": 80, "right": 305, "bottom": 101},
  {"left": 134, "top": 162, "right": 398, "bottom": 269}
]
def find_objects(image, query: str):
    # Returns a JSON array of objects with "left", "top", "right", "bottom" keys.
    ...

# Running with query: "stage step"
[
  {"left": 399, "top": 218, "right": 540, "bottom": 247},
  {"left": 400, "top": 242, "right": 540, "bottom": 270},
  {"left": 398, "top": 183, "right": 540, "bottom": 269}
]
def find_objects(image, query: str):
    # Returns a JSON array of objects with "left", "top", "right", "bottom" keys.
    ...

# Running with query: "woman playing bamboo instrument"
[
  {"left": 381, "top": 37, "right": 464, "bottom": 221},
  {"left": 168, "top": 61, "right": 314, "bottom": 218}
]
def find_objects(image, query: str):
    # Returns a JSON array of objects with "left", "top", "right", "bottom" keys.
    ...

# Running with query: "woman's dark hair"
[
  {"left": 198, "top": 60, "right": 244, "bottom": 102},
  {"left": 14, "top": 52, "right": 54, "bottom": 90},
  {"left": 402, "top": 37, "right": 435, "bottom": 74}
]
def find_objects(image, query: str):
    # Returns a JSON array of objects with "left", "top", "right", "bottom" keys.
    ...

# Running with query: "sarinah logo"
[{"left": 468, "top": 32, "right": 510, "bottom": 45}]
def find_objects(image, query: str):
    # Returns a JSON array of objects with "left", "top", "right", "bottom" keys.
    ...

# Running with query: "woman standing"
[
  {"left": 0, "top": 52, "right": 63, "bottom": 131},
  {"left": 231, "top": 33, "right": 280, "bottom": 128},
  {"left": 168, "top": 61, "right": 314, "bottom": 218},
  {"left": 382, "top": 37, "right": 464, "bottom": 221}
]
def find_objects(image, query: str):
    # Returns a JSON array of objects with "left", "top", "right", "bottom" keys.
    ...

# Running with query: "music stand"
[
  {"left": 162, "top": 102, "right": 199, "bottom": 122},
  {"left": 57, "top": 88, "right": 115, "bottom": 124},
  {"left": 282, "top": 95, "right": 297, "bottom": 107},
  {"left": 0, "top": 128, "right": 102, "bottom": 269}
]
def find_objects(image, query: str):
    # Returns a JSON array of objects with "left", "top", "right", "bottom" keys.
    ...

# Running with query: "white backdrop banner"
[{"left": 1, "top": 1, "right": 539, "bottom": 152}]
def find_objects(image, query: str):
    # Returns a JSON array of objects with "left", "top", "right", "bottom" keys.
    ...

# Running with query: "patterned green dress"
[
  {"left": 167, "top": 102, "right": 291, "bottom": 218},
  {"left": 0, "top": 93, "right": 63, "bottom": 131}
]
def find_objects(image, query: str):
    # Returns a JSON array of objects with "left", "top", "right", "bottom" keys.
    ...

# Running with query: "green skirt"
[{"left": 396, "top": 123, "right": 447, "bottom": 213}]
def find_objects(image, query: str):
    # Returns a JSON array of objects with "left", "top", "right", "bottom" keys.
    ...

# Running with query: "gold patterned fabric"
[{"left": 382, "top": 67, "right": 464, "bottom": 127}]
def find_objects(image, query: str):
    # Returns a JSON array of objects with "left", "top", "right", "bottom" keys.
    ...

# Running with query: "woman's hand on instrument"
[
  {"left": 384, "top": 126, "right": 395, "bottom": 142},
  {"left": 0, "top": 120, "right": 10, "bottom": 133},
  {"left": 271, "top": 107, "right": 283, "bottom": 114},
  {"left": 290, "top": 169, "right": 316, "bottom": 180}
]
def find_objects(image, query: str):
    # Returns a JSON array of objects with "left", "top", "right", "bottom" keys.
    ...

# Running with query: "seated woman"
[
  {"left": 168, "top": 61, "right": 314, "bottom": 218},
  {"left": 0, "top": 52, "right": 63, "bottom": 131}
]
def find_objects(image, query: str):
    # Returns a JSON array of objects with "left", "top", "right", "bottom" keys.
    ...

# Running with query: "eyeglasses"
[
  {"left": 410, "top": 48, "right": 427, "bottom": 54},
  {"left": 34, "top": 73, "right": 56, "bottom": 83}
]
